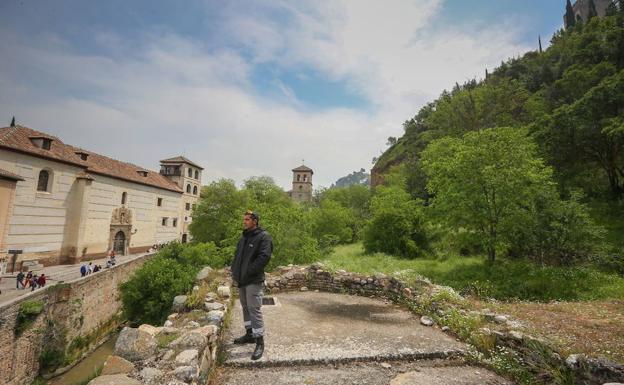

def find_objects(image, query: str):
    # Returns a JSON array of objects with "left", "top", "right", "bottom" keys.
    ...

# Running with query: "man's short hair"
[{"left": 245, "top": 209, "right": 260, "bottom": 222}]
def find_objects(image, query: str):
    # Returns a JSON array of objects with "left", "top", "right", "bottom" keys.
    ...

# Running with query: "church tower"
[{"left": 290, "top": 164, "right": 313, "bottom": 203}]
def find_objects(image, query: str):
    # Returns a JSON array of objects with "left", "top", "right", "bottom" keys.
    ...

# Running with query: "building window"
[
  {"left": 299, "top": 185, "right": 303, "bottom": 190},
  {"left": 37, "top": 170, "right": 50, "bottom": 192},
  {"left": 41, "top": 139, "right": 52, "bottom": 150},
  {"left": 173, "top": 218, "right": 178, "bottom": 227},
  {"left": 185, "top": 202, "right": 190, "bottom": 210},
  {"left": 184, "top": 216, "right": 188, "bottom": 222},
  {"left": 186, "top": 184, "right": 191, "bottom": 193},
  {"left": 162, "top": 217, "right": 168, "bottom": 226},
  {"left": 193, "top": 186, "right": 198, "bottom": 195},
  {"left": 297, "top": 174, "right": 301, "bottom": 181},
  {"left": 194, "top": 170, "right": 199, "bottom": 179},
  {"left": 121, "top": 191, "right": 127, "bottom": 205},
  {"left": 303, "top": 175, "right": 307, "bottom": 182},
  {"left": 188, "top": 168, "right": 193, "bottom": 177},
  {"left": 157, "top": 197, "right": 163, "bottom": 207}
]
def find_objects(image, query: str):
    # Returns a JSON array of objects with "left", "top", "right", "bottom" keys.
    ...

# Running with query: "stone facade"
[
  {"left": 0, "top": 253, "right": 153, "bottom": 385},
  {"left": 289, "top": 165, "right": 313, "bottom": 203},
  {"left": 0, "top": 125, "right": 202, "bottom": 269}
]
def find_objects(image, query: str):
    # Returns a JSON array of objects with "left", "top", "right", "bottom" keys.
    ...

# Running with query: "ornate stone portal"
[{"left": 109, "top": 206, "right": 132, "bottom": 255}]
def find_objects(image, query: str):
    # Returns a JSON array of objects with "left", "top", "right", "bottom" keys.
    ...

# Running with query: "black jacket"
[{"left": 231, "top": 227, "right": 273, "bottom": 287}]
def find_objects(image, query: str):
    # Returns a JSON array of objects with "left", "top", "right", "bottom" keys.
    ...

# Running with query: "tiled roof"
[
  {"left": 0, "top": 125, "right": 183, "bottom": 193},
  {"left": 160, "top": 156, "right": 204, "bottom": 170},
  {"left": 292, "top": 165, "right": 313, "bottom": 173},
  {"left": 0, "top": 167, "right": 25, "bottom": 181}
]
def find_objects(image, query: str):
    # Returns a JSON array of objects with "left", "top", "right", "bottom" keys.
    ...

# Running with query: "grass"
[{"left": 320, "top": 243, "right": 624, "bottom": 302}]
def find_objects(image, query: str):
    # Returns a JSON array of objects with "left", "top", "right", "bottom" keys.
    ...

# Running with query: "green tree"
[
  {"left": 421, "top": 127, "right": 555, "bottom": 261},
  {"left": 189, "top": 179, "right": 245, "bottom": 246},
  {"left": 547, "top": 70, "right": 624, "bottom": 199},
  {"left": 363, "top": 186, "right": 429, "bottom": 257},
  {"left": 309, "top": 200, "right": 354, "bottom": 249}
]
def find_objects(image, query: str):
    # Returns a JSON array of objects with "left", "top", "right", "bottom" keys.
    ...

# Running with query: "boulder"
[
  {"left": 171, "top": 295, "right": 188, "bottom": 313},
  {"left": 206, "top": 310, "right": 224, "bottom": 323},
  {"left": 139, "top": 367, "right": 163, "bottom": 384},
  {"left": 159, "top": 327, "right": 179, "bottom": 335},
  {"left": 101, "top": 355, "right": 134, "bottom": 375},
  {"left": 164, "top": 320, "right": 174, "bottom": 327},
  {"left": 420, "top": 316, "right": 434, "bottom": 326},
  {"left": 173, "top": 366, "right": 197, "bottom": 382},
  {"left": 566, "top": 354, "right": 583, "bottom": 369},
  {"left": 204, "top": 302, "right": 224, "bottom": 311},
  {"left": 167, "top": 313, "right": 178, "bottom": 321},
  {"left": 114, "top": 327, "right": 157, "bottom": 362},
  {"left": 87, "top": 374, "right": 141, "bottom": 385},
  {"left": 195, "top": 266, "right": 213, "bottom": 282},
  {"left": 170, "top": 330, "right": 208, "bottom": 350},
  {"left": 175, "top": 349, "right": 199, "bottom": 366},
  {"left": 138, "top": 324, "right": 160, "bottom": 337},
  {"left": 217, "top": 286, "right": 230, "bottom": 298}
]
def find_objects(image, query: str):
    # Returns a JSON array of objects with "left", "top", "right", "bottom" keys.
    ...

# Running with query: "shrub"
[{"left": 120, "top": 255, "right": 196, "bottom": 326}]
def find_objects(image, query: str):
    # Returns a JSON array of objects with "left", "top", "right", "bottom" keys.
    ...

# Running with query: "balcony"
[{"left": 160, "top": 168, "right": 181, "bottom": 176}]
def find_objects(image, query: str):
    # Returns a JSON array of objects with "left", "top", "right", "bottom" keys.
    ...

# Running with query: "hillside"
[{"left": 371, "top": 8, "right": 624, "bottom": 206}]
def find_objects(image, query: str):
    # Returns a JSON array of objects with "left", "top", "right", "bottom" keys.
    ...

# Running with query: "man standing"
[{"left": 231, "top": 209, "right": 273, "bottom": 361}]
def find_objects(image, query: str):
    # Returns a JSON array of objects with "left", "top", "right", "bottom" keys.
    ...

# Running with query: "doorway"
[{"left": 113, "top": 231, "right": 126, "bottom": 255}]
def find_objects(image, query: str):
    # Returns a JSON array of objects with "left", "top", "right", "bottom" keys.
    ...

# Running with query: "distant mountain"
[{"left": 333, "top": 168, "right": 370, "bottom": 187}]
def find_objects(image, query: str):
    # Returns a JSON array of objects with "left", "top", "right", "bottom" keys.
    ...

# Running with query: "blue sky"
[{"left": 0, "top": 1, "right": 567, "bottom": 188}]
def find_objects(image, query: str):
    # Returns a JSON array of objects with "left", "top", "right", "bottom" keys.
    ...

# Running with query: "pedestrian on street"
[
  {"left": 16, "top": 271, "right": 25, "bottom": 289},
  {"left": 30, "top": 275, "right": 38, "bottom": 291},
  {"left": 80, "top": 264, "right": 87, "bottom": 277},
  {"left": 37, "top": 273, "right": 46, "bottom": 288},
  {"left": 24, "top": 271, "right": 32, "bottom": 289},
  {"left": 231, "top": 209, "right": 273, "bottom": 361}
]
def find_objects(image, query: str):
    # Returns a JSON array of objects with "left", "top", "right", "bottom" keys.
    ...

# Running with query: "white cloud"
[{"left": 0, "top": 1, "right": 532, "bottom": 189}]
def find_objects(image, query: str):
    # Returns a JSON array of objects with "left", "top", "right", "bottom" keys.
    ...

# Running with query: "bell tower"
[{"left": 291, "top": 164, "right": 313, "bottom": 203}]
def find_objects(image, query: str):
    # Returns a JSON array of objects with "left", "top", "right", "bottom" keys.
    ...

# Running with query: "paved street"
[{"left": 0, "top": 253, "right": 149, "bottom": 305}]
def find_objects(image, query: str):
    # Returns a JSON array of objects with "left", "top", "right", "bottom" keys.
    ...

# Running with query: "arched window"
[
  {"left": 194, "top": 170, "right": 199, "bottom": 179},
  {"left": 297, "top": 174, "right": 301, "bottom": 181},
  {"left": 37, "top": 170, "right": 50, "bottom": 192},
  {"left": 186, "top": 184, "right": 191, "bottom": 193},
  {"left": 303, "top": 175, "right": 307, "bottom": 182},
  {"left": 121, "top": 191, "right": 127, "bottom": 205},
  {"left": 188, "top": 168, "right": 193, "bottom": 177},
  {"left": 193, "top": 186, "right": 198, "bottom": 195}
]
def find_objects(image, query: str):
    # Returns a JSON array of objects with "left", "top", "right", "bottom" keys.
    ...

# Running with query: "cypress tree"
[
  {"left": 539, "top": 35, "right": 543, "bottom": 53},
  {"left": 10, "top": 116, "right": 15, "bottom": 127},
  {"left": 588, "top": 0, "right": 598, "bottom": 19},
  {"left": 565, "top": 0, "right": 576, "bottom": 28}
]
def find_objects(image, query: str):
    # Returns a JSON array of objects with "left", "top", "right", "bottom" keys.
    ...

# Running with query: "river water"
[{"left": 47, "top": 335, "right": 117, "bottom": 385}]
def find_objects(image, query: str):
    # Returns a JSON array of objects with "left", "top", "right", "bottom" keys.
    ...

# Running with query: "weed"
[{"left": 15, "top": 300, "right": 45, "bottom": 336}]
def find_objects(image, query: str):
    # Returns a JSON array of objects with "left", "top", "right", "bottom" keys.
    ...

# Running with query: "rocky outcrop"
[{"left": 89, "top": 268, "right": 231, "bottom": 385}]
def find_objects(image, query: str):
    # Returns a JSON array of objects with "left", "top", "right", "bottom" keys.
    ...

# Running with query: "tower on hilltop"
[{"left": 290, "top": 164, "right": 313, "bottom": 203}]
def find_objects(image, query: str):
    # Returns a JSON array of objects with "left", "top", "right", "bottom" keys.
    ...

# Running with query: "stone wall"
[
  {"left": 264, "top": 263, "right": 624, "bottom": 385},
  {"left": 0, "top": 253, "right": 154, "bottom": 385}
]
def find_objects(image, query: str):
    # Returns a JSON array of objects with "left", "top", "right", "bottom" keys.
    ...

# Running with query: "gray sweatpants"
[{"left": 239, "top": 282, "right": 264, "bottom": 337}]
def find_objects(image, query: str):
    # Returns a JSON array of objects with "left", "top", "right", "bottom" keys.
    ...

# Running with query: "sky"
[{"left": 0, "top": 0, "right": 566, "bottom": 190}]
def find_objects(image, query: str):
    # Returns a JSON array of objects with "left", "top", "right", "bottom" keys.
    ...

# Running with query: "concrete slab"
[
  {"left": 218, "top": 360, "right": 514, "bottom": 385},
  {"left": 225, "top": 291, "right": 466, "bottom": 366}
]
